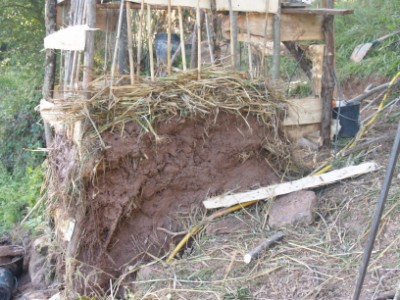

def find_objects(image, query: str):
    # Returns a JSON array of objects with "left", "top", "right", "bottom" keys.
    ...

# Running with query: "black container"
[
  {"left": 0, "top": 267, "right": 15, "bottom": 300},
  {"left": 154, "top": 33, "right": 181, "bottom": 65},
  {"left": 332, "top": 102, "right": 360, "bottom": 138}
]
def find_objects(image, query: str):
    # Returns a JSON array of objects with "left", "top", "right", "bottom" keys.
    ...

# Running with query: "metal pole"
[{"left": 353, "top": 121, "right": 400, "bottom": 300}]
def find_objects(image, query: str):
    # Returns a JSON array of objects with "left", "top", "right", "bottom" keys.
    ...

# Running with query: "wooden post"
[
  {"left": 137, "top": 0, "right": 144, "bottom": 79},
  {"left": 118, "top": 4, "right": 129, "bottom": 75},
  {"left": 228, "top": 0, "right": 238, "bottom": 69},
  {"left": 246, "top": 13, "right": 253, "bottom": 78},
  {"left": 190, "top": 10, "right": 204, "bottom": 69},
  {"left": 110, "top": 0, "right": 126, "bottom": 92},
  {"left": 272, "top": 4, "right": 281, "bottom": 81},
  {"left": 197, "top": 1, "right": 202, "bottom": 79},
  {"left": 147, "top": 4, "right": 155, "bottom": 81},
  {"left": 43, "top": 0, "right": 57, "bottom": 147},
  {"left": 209, "top": 0, "right": 220, "bottom": 64},
  {"left": 126, "top": 2, "right": 135, "bottom": 84},
  {"left": 205, "top": 13, "right": 215, "bottom": 65},
  {"left": 82, "top": 0, "right": 96, "bottom": 99},
  {"left": 167, "top": 0, "right": 172, "bottom": 76},
  {"left": 321, "top": 0, "right": 336, "bottom": 147},
  {"left": 178, "top": 6, "right": 187, "bottom": 71}
]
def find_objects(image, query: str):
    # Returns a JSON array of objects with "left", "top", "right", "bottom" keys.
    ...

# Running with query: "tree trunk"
[
  {"left": 42, "top": 0, "right": 57, "bottom": 147},
  {"left": 82, "top": 0, "right": 96, "bottom": 98}
]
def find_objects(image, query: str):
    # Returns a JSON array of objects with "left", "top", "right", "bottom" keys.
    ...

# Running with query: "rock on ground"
[{"left": 268, "top": 190, "right": 317, "bottom": 227}]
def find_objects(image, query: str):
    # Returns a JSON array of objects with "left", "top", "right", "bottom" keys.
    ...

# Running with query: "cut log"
[
  {"left": 203, "top": 162, "right": 380, "bottom": 209},
  {"left": 243, "top": 231, "right": 284, "bottom": 264},
  {"left": 0, "top": 246, "right": 25, "bottom": 258}
]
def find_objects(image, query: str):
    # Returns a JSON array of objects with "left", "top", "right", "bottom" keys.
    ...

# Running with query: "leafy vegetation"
[{"left": 0, "top": 0, "right": 45, "bottom": 234}]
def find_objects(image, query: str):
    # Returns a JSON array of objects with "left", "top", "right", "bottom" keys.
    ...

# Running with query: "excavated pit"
[
  {"left": 45, "top": 70, "right": 295, "bottom": 293},
  {"left": 87, "top": 112, "right": 279, "bottom": 267},
  {"left": 50, "top": 111, "right": 288, "bottom": 292}
]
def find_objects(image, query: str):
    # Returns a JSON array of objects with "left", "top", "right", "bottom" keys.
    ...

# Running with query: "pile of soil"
[{"left": 50, "top": 110, "right": 290, "bottom": 293}]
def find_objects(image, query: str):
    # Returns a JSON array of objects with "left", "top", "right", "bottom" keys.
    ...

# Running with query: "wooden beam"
[
  {"left": 57, "top": 7, "right": 119, "bottom": 32},
  {"left": 203, "top": 162, "right": 380, "bottom": 209},
  {"left": 283, "top": 97, "right": 322, "bottom": 126},
  {"left": 127, "top": 0, "right": 280, "bottom": 12},
  {"left": 222, "top": 13, "right": 324, "bottom": 42},
  {"left": 282, "top": 8, "right": 353, "bottom": 15},
  {"left": 320, "top": 0, "right": 335, "bottom": 147},
  {"left": 217, "top": 0, "right": 279, "bottom": 13},
  {"left": 128, "top": 0, "right": 211, "bottom": 9}
]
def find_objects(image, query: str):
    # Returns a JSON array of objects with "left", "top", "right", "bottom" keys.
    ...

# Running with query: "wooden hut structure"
[{"left": 40, "top": 0, "right": 352, "bottom": 295}]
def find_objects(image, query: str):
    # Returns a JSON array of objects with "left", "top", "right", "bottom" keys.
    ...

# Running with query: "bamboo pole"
[
  {"left": 147, "top": 4, "right": 155, "bottom": 81},
  {"left": 82, "top": 0, "right": 95, "bottom": 98},
  {"left": 137, "top": 0, "right": 144, "bottom": 80},
  {"left": 245, "top": 13, "right": 253, "bottom": 78},
  {"left": 126, "top": 2, "right": 135, "bottom": 84},
  {"left": 110, "top": 0, "right": 126, "bottom": 93},
  {"left": 167, "top": 0, "right": 172, "bottom": 76},
  {"left": 228, "top": 0, "right": 235, "bottom": 68},
  {"left": 43, "top": 0, "right": 57, "bottom": 146},
  {"left": 272, "top": 4, "right": 281, "bottom": 81},
  {"left": 178, "top": 6, "right": 187, "bottom": 71},
  {"left": 196, "top": 0, "right": 202, "bottom": 79},
  {"left": 205, "top": 13, "right": 215, "bottom": 65}
]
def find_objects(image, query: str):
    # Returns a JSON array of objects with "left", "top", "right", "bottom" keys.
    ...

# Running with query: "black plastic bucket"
[
  {"left": 154, "top": 33, "right": 181, "bottom": 65},
  {"left": 332, "top": 102, "right": 360, "bottom": 138},
  {"left": 0, "top": 267, "right": 15, "bottom": 300}
]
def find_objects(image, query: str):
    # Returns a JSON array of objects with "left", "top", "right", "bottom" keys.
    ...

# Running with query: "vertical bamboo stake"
[
  {"left": 110, "top": 0, "right": 125, "bottom": 93},
  {"left": 82, "top": 0, "right": 95, "bottom": 98},
  {"left": 272, "top": 4, "right": 281, "bottom": 81},
  {"left": 205, "top": 13, "right": 215, "bottom": 65},
  {"left": 147, "top": 4, "right": 155, "bottom": 81},
  {"left": 228, "top": 0, "right": 238, "bottom": 69},
  {"left": 126, "top": 2, "right": 135, "bottom": 84},
  {"left": 74, "top": 52, "right": 82, "bottom": 89},
  {"left": 196, "top": 0, "right": 201, "bottom": 79},
  {"left": 178, "top": 6, "right": 187, "bottom": 71},
  {"left": 261, "top": 8, "right": 269, "bottom": 77},
  {"left": 245, "top": 13, "right": 253, "bottom": 79},
  {"left": 137, "top": 0, "right": 144, "bottom": 80},
  {"left": 167, "top": 0, "right": 172, "bottom": 76},
  {"left": 103, "top": 13, "right": 109, "bottom": 73}
]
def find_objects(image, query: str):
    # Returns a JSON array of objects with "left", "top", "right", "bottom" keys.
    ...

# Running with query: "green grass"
[{"left": 335, "top": 0, "right": 400, "bottom": 80}]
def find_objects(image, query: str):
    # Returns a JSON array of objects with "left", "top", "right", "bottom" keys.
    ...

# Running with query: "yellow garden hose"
[{"left": 166, "top": 200, "right": 257, "bottom": 263}]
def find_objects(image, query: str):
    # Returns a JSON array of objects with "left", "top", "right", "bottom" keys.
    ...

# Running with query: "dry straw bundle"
[{"left": 50, "top": 68, "right": 288, "bottom": 139}]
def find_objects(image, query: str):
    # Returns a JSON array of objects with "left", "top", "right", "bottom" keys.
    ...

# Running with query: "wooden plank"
[
  {"left": 222, "top": 13, "right": 324, "bottom": 42},
  {"left": 57, "top": 7, "right": 119, "bottom": 32},
  {"left": 285, "top": 123, "right": 320, "bottom": 141},
  {"left": 282, "top": 8, "right": 354, "bottom": 15},
  {"left": 128, "top": 0, "right": 211, "bottom": 9},
  {"left": 306, "top": 44, "right": 325, "bottom": 97},
  {"left": 283, "top": 97, "right": 322, "bottom": 126},
  {"left": 217, "top": 0, "right": 279, "bottom": 13},
  {"left": 203, "top": 162, "right": 380, "bottom": 209},
  {"left": 127, "top": 0, "right": 279, "bottom": 12}
]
